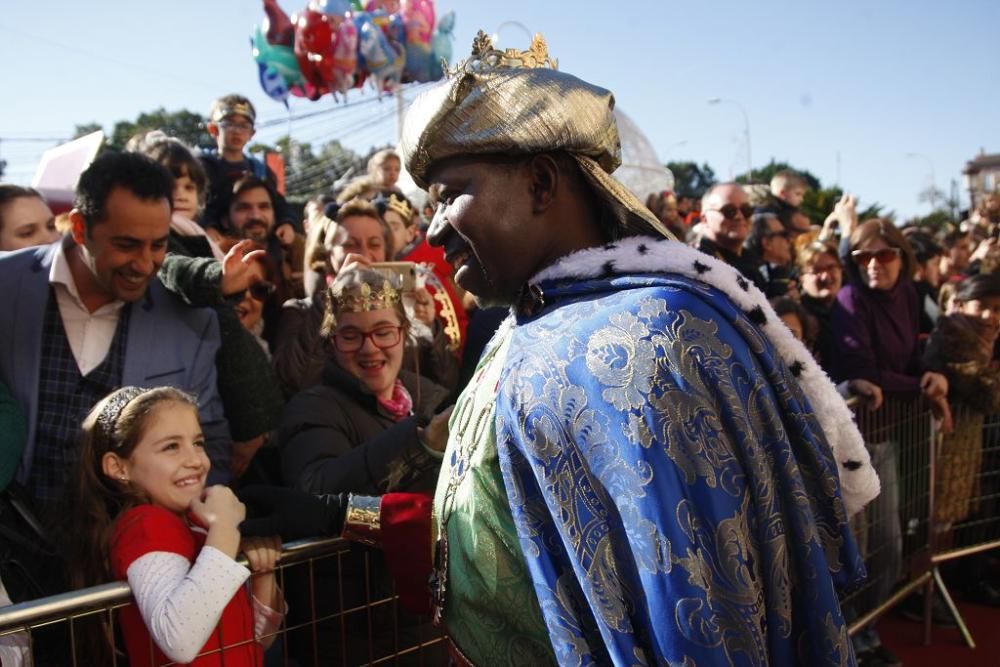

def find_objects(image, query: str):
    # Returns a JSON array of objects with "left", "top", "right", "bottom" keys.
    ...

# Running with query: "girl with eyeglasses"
[{"left": 276, "top": 267, "right": 453, "bottom": 498}]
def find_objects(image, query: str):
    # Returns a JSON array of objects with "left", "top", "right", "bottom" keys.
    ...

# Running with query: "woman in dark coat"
[{"left": 276, "top": 266, "right": 451, "bottom": 496}]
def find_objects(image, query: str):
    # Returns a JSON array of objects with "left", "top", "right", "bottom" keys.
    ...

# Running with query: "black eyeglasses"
[
  {"left": 764, "top": 230, "right": 790, "bottom": 240},
  {"left": 851, "top": 248, "right": 901, "bottom": 266},
  {"left": 332, "top": 326, "right": 403, "bottom": 352},
  {"left": 706, "top": 203, "right": 754, "bottom": 220}
]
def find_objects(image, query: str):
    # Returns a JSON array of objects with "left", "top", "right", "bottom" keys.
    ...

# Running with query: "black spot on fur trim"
[
  {"left": 601, "top": 260, "right": 615, "bottom": 277},
  {"left": 747, "top": 305, "right": 767, "bottom": 325},
  {"left": 693, "top": 260, "right": 711, "bottom": 275},
  {"left": 789, "top": 360, "right": 805, "bottom": 377},
  {"left": 603, "top": 243, "right": 618, "bottom": 251},
  {"left": 637, "top": 244, "right": 649, "bottom": 255},
  {"left": 736, "top": 276, "right": 749, "bottom": 291},
  {"left": 843, "top": 460, "right": 863, "bottom": 471}
]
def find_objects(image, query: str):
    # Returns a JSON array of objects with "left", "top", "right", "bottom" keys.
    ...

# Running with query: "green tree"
[
  {"left": 73, "top": 122, "right": 104, "bottom": 139},
  {"left": 107, "top": 108, "right": 211, "bottom": 151},
  {"left": 665, "top": 161, "right": 716, "bottom": 198},
  {"left": 730, "top": 159, "right": 890, "bottom": 224},
  {"left": 737, "top": 160, "right": 822, "bottom": 191},
  {"left": 252, "top": 136, "right": 362, "bottom": 200},
  {"left": 906, "top": 210, "right": 952, "bottom": 230}
]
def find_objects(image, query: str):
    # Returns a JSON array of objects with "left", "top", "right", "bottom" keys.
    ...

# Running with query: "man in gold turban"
[{"left": 242, "top": 31, "right": 878, "bottom": 666}]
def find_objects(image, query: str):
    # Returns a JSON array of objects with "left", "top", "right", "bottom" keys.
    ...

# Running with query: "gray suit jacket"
[{"left": 0, "top": 239, "right": 232, "bottom": 485}]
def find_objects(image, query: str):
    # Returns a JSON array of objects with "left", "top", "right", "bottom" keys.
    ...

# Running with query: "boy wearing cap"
[{"left": 200, "top": 94, "right": 295, "bottom": 242}]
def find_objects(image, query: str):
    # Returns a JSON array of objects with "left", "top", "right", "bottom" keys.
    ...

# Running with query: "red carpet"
[{"left": 876, "top": 600, "right": 1000, "bottom": 666}]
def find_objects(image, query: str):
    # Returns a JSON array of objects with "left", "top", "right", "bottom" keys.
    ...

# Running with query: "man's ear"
[
  {"left": 68, "top": 209, "right": 87, "bottom": 246},
  {"left": 528, "top": 155, "right": 559, "bottom": 213},
  {"left": 102, "top": 452, "right": 128, "bottom": 483},
  {"left": 207, "top": 122, "right": 220, "bottom": 139}
]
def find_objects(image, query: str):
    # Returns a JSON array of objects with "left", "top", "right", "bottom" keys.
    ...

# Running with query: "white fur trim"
[{"left": 532, "top": 237, "right": 879, "bottom": 516}]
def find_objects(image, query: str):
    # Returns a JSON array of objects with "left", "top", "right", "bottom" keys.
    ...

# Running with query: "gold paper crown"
[
  {"left": 331, "top": 279, "right": 401, "bottom": 313},
  {"left": 385, "top": 193, "right": 414, "bottom": 222},
  {"left": 448, "top": 30, "right": 558, "bottom": 76}
]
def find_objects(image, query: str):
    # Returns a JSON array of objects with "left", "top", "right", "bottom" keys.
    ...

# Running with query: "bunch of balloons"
[{"left": 253, "top": 0, "right": 456, "bottom": 105}]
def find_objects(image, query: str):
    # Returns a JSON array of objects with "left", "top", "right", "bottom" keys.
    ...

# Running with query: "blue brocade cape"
[{"left": 492, "top": 241, "right": 868, "bottom": 666}]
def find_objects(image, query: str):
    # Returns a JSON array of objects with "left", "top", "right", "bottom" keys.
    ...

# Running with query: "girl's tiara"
[{"left": 96, "top": 386, "right": 149, "bottom": 446}]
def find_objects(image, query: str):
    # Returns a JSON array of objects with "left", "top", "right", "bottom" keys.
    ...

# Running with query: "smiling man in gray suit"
[{"left": 0, "top": 152, "right": 230, "bottom": 512}]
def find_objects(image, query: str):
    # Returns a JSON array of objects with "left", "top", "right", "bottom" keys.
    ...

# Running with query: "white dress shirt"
[{"left": 48, "top": 242, "right": 126, "bottom": 376}]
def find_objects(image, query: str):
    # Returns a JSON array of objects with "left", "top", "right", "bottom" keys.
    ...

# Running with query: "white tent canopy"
[{"left": 613, "top": 108, "right": 674, "bottom": 201}]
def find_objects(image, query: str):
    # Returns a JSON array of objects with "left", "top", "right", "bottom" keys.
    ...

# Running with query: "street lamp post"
[
  {"left": 905, "top": 152, "right": 937, "bottom": 210},
  {"left": 708, "top": 98, "right": 752, "bottom": 184}
]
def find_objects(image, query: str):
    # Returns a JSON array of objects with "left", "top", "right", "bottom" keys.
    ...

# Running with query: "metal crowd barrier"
[
  {"left": 0, "top": 536, "right": 445, "bottom": 666},
  {"left": 928, "top": 402, "right": 1000, "bottom": 648},
  {"left": 2, "top": 397, "right": 997, "bottom": 662},
  {"left": 839, "top": 396, "right": 1000, "bottom": 650},
  {"left": 839, "top": 396, "right": 937, "bottom": 640}
]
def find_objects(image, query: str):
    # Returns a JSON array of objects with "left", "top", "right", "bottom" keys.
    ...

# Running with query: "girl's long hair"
[{"left": 61, "top": 386, "right": 197, "bottom": 664}]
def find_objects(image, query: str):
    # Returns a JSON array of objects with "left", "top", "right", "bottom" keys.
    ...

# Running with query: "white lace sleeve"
[{"left": 126, "top": 546, "right": 250, "bottom": 664}]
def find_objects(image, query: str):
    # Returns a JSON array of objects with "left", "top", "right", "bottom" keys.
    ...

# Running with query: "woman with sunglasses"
[
  {"left": 830, "top": 219, "right": 952, "bottom": 661},
  {"left": 831, "top": 219, "right": 950, "bottom": 418}
]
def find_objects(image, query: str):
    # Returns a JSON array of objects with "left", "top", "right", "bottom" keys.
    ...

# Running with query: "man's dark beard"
[{"left": 241, "top": 219, "right": 271, "bottom": 240}]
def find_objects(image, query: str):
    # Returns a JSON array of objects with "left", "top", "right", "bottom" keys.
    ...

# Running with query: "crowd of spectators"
[{"left": 0, "top": 91, "right": 998, "bottom": 666}]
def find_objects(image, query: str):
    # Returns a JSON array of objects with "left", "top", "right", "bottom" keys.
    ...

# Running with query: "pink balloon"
[{"left": 400, "top": 0, "right": 434, "bottom": 45}]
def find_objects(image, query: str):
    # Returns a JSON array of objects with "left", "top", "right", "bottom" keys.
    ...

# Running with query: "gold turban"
[{"left": 400, "top": 32, "right": 671, "bottom": 240}]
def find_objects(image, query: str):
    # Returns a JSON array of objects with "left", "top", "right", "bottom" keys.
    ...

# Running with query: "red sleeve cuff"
[{"left": 380, "top": 492, "right": 434, "bottom": 615}]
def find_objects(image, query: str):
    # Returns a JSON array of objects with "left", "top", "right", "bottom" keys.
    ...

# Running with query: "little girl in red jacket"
[{"left": 67, "top": 386, "right": 285, "bottom": 666}]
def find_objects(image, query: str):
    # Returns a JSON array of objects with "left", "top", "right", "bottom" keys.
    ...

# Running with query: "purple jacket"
[{"left": 830, "top": 279, "right": 923, "bottom": 395}]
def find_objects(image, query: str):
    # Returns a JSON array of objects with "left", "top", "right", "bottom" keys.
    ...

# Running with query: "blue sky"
[{"left": 2, "top": 0, "right": 997, "bottom": 220}]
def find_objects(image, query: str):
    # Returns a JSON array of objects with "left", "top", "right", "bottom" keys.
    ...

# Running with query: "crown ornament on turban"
[
  {"left": 449, "top": 31, "right": 558, "bottom": 75},
  {"left": 331, "top": 279, "right": 401, "bottom": 314}
]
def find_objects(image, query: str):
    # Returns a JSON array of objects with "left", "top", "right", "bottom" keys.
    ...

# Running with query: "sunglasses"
[
  {"left": 764, "top": 230, "right": 790, "bottom": 240},
  {"left": 707, "top": 203, "right": 754, "bottom": 220},
  {"left": 248, "top": 282, "right": 276, "bottom": 301},
  {"left": 851, "top": 248, "right": 901, "bottom": 266}
]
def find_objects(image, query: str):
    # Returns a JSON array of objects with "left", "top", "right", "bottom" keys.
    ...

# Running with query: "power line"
[
  {"left": 0, "top": 137, "right": 68, "bottom": 143},
  {"left": 255, "top": 81, "right": 435, "bottom": 127},
  {"left": 0, "top": 22, "right": 222, "bottom": 91}
]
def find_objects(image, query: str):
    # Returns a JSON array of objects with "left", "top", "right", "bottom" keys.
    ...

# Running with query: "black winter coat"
[{"left": 276, "top": 360, "right": 450, "bottom": 495}]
